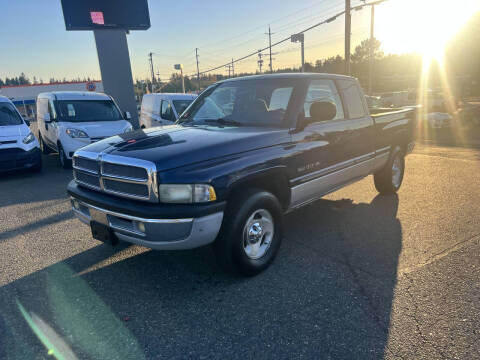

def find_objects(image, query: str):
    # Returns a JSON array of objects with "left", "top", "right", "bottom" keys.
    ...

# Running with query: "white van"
[
  {"left": 0, "top": 96, "right": 42, "bottom": 172},
  {"left": 37, "top": 92, "right": 133, "bottom": 168},
  {"left": 139, "top": 93, "right": 197, "bottom": 128}
]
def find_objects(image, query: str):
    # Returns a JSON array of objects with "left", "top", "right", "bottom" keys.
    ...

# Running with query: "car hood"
[
  {"left": 81, "top": 125, "right": 291, "bottom": 172},
  {"left": 60, "top": 120, "right": 130, "bottom": 138},
  {"left": 0, "top": 123, "right": 30, "bottom": 138}
]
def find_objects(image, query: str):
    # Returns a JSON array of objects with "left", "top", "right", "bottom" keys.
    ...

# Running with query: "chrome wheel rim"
[
  {"left": 392, "top": 155, "right": 402, "bottom": 188},
  {"left": 242, "top": 209, "right": 274, "bottom": 260}
]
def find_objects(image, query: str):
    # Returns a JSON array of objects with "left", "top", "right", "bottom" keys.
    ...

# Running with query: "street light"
[
  {"left": 174, "top": 64, "right": 185, "bottom": 94},
  {"left": 291, "top": 33, "right": 305, "bottom": 73}
]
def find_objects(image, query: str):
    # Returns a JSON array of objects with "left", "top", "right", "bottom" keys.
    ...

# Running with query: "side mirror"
[
  {"left": 24, "top": 118, "right": 31, "bottom": 127},
  {"left": 42, "top": 113, "right": 51, "bottom": 123},
  {"left": 309, "top": 101, "right": 337, "bottom": 123},
  {"left": 124, "top": 111, "right": 132, "bottom": 120}
]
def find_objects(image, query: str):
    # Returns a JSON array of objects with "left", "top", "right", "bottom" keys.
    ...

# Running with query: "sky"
[{"left": 0, "top": 0, "right": 478, "bottom": 83}]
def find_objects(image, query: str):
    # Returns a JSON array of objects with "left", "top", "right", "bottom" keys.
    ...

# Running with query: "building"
[{"left": 0, "top": 81, "right": 103, "bottom": 119}]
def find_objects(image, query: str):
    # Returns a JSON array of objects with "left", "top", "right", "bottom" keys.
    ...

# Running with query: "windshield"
[
  {"left": 0, "top": 102, "right": 24, "bottom": 126},
  {"left": 172, "top": 99, "right": 193, "bottom": 116},
  {"left": 56, "top": 100, "right": 122, "bottom": 122},
  {"left": 180, "top": 79, "right": 297, "bottom": 127}
]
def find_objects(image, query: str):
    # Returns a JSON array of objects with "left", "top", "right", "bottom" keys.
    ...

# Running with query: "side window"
[
  {"left": 338, "top": 80, "right": 367, "bottom": 119},
  {"left": 161, "top": 100, "right": 175, "bottom": 121},
  {"left": 37, "top": 99, "right": 48, "bottom": 119},
  {"left": 48, "top": 100, "right": 57, "bottom": 120},
  {"left": 304, "top": 79, "right": 344, "bottom": 121}
]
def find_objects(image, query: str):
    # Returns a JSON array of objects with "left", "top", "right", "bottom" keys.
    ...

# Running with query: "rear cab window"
[{"left": 338, "top": 79, "right": 367, "bottom": 119}]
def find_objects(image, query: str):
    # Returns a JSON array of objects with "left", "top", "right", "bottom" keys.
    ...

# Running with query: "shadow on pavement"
[
  {"left": 0, "top": 194, "right": 401, "bottom": 359},
  {"left": 0, "top": 154, "right": 72, "bottom": 208}
]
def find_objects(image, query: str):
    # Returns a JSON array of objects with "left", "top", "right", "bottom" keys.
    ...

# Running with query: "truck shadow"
[{"left": 0, "top": 194, "right": 401, "bottom": 359}]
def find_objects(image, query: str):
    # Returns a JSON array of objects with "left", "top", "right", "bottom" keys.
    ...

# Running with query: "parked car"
[
  {"left": 68, "top": 73, "right": 415, "bottom": 276},
  {"left": 139, "top": 93, "right": 197, "bottom": 128},
  {"left": 423, "top": 112, "right": 452, "bottom": 128},
  {"left": 0, "top": 96, "right": 42, "bottom": 173},
  {"left": 36, "top": 92, "right": 133, "bottom": 169}
]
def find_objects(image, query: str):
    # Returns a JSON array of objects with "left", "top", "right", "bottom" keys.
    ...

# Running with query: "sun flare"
[{"left": 376, "top": 0, "right": 479, "bottom": 63}]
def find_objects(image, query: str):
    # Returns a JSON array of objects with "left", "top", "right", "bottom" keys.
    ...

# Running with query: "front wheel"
[
  {"left": 374, "top": 145, "right": 405, "bottom": 194},
  {"left": 214, "top": 189, "right": 283, "bottom": 276},
  {"left": 58, "top": 143, "right": 72, "bottom": 169},
  {"left": 39, "top": 134, "right": 50, "bottom": 155}
]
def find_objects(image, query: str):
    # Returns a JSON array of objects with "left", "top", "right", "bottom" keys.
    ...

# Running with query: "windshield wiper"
[{"left": 204, "top": 118, "right": 244, "bottom": 127}]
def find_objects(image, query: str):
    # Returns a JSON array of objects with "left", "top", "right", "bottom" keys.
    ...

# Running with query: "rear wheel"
[
  {"left": 58, "top": 143, "right": 72, "bottom": 169},
  {"left": 374, "top": 145, "right": 405, "bottom": 194},
  {"left": 214, "top": 189, "right": 283, "bottom": 276}
]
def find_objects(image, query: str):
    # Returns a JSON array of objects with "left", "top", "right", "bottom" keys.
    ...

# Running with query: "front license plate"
[{"left": 90, "top": 221, "right": 117, "bottom": 245}]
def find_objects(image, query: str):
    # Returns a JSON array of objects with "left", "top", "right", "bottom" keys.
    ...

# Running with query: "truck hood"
[
  {"left": 60, "top": 120, "right": 131, "bottom": 138},
  {"left": 83, "top": 125, "right": 291, "bottom": 172},
  {"left": 0, "top": 123, "right": 30, "bottom": 138}
]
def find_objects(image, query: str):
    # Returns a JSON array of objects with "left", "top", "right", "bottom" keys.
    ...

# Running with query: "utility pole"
[
  {"left": 231, "top": 58, "right": 235, "bottom": 77},
  {"left": 267, "top": 25, "right": 273, "bottom": 73},
  {"left": 291, "top": 33, "right": 305, "bottom": 72},
  {"left": 226, "top": 64, "right": 232, "bottom": 78},
  {"left": 345, "top": 0, "right": 351, "bottom": 75},
  {"left": 195, "top": 48, "right": 201, "bottom": 92},
  {"left": 148, "top": 52, "right": 156, "bottom": 92},
  {"left": 368, "top": 4, "right": 375, "bottom": 95},
  {"left": 257, "top": 50, "right": 264, "bottom": 73},
  {"left": 174, "top": 64, "right": 185, "bottom": 94}
]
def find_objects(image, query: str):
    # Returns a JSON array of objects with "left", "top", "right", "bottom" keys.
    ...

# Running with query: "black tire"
[
  {"left": 58, "top": 143, "right": 72, "bottom": 169},
  {"left": 214, "top": 189, "right": 283, "bottom": 276},
  {"left": 39, "top": 134, "right": 50, "bottom": 155},
  {"left": 374, "top": 145, "right": 405, "bottom": 195}
]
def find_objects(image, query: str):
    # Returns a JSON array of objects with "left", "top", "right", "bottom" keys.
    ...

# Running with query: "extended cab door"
[{"left": 288, "top": 78, "right": 375, "bottom": 208}]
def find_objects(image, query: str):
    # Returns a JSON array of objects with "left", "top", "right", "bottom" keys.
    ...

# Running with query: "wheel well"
[{"left": 228, "top": 173, "right": 291, "bottom": 211}]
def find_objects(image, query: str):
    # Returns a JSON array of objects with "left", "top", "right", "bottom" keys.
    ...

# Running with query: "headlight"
[
  {"left": 159, "top": 184, "right": 217, "bottom": 203},
  {"left": 22, "top": 132, "right": 36, "bottom": 144},
  {"left": 66, "top": 128, "right": 89, "bottom": 138},
  {"left": 124, "top": 125, "right": 133, "bottom": 133}
]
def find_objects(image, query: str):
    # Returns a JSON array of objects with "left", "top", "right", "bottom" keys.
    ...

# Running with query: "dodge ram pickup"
[{"left": 68, "top": 73, "right": 415, "bottom": 276}]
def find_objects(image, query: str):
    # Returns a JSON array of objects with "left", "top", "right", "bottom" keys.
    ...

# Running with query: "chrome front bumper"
[{"left": 71, "top": 199, "right": 223, "bottom": 250}]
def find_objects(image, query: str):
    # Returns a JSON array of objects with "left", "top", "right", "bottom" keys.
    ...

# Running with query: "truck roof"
[
  {"left": 143, "top": 93, "right": 197, "bottom": 100},
  {"left": 218, "top": 72, "right": 356, "bottom": 83},
  {"left": 0, "top": 95, "right": 12, "bottom": 103},
  {"left": 37, "top": 91, "right": 111, "bottom": 101}
]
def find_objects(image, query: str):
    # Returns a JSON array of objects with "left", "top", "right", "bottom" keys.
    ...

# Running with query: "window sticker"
[{"left": 67, "top": 104, "right": 76, "bottom": 117}]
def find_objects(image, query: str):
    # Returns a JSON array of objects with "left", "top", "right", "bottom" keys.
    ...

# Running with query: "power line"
[{"left": 194, "top": 0, "right": 386, "bottom": 77}]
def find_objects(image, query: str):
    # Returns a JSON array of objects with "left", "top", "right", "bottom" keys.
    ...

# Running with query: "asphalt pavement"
[{"left": 0, "top": 145, "right": 479, "bottom": 359}]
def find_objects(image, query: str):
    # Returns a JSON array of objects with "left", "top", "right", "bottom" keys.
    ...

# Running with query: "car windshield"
[
  {"left": 56, "top": 100, "right": 122, "bottom": 122},
  {"left": 179, "top": 79, "right": 298, "bottom": 127},
  {"left": 0, "top": 102, "right": 24, "bottom": 126},
  {"left": 172, "top": 99, "right": 193, "bottom": 116}
]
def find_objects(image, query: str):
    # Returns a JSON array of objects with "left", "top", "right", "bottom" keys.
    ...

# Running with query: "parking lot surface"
[{"left": 1, "top": 146, "right": 479, "bottom": 359}]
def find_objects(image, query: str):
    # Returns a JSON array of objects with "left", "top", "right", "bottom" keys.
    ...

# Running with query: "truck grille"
[{"left": 72, "top": 151, "right": 158, "bottom": 202}]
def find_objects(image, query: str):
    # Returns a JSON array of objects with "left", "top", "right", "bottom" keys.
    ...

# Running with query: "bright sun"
[{"left": 375, "top": 0, "right": 479, "bottom": 62}]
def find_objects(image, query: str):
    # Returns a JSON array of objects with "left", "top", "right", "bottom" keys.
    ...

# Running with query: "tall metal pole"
[
  {"left": 180, "top": 67, "right": 185, "bottom": 94},
  {"left": 195, "top": 48, "right": 201, "bottom": 92},
  {"left": 231, "top": 58, "right": 235, "bottom": 77},
  {"left": 301, "top": 37, "right": 305, "bottom": 73},
  {"left": 345, "top": 0, "right": 351, "bottom": 75},
  {"left": 368, "top": 4, "right": 375, "bottom": 95},
  {"left": 148, "top": 52, "right": 155, "bottom": 91},
  {"left": 268, "top": 25, "right": 273, "bottom": 73}
]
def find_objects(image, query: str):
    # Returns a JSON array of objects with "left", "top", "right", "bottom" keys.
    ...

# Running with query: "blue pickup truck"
[{"left": 68, "top": 73, "right": 415, "bottom": 276}]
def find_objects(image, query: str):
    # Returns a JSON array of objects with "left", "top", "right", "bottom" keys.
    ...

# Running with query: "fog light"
[{"left": 137, "top": 222, "right": 146, "bottom": 233}]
